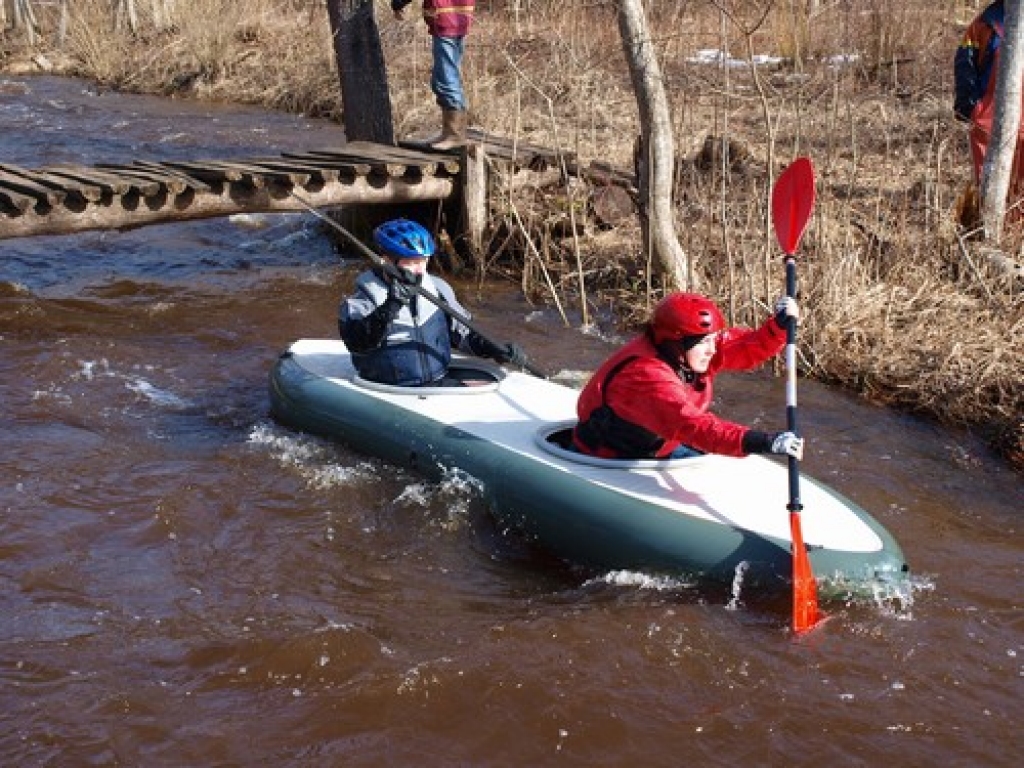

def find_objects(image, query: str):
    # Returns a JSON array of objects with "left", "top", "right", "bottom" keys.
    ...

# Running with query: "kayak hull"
[{"left": 269, "top": 340, "right": 908, "bottom": 591}]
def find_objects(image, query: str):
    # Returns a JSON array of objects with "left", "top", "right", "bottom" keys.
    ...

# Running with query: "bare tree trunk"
[
  {"left": 325, "top": 0, "right": 395, "bottom": 145},
  {"left": 114, "top": 0, "right": 139, "bottom": 33},
  {"left": 616, "top": 0, "right": 689, "bottom": 290},
  {"left": 151, "top": 0, "right": 166, "bottom": 30},
  {"left": 59, "top": 0, "right": 68, "bottom": 46},
  {"left": 981, "top": 0, "right": 1024, "bottom": 242},
  {"left": 13, "top": 0, "right": 39, "bottom": 44}
]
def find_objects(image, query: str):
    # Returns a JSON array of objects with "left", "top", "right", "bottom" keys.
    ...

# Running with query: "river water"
[{"left": 1, "top": 76, "right": 1020, "bottom": 767}]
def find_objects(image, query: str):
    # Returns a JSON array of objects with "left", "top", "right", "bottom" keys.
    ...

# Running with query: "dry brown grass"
[{"left": 2, "top": 0, "right": 1022, "bottom": 469}]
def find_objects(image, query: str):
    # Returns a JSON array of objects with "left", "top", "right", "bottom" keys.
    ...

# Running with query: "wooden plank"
[
  {"left": 0, "top": 168, "right": 66, "bottom": 206},
  {"left": 94, "top": 163, "right": 187, "bottom": 195},
  {"left": 342, "top": 141, "right": 461, "bottom": 172},
  {"left": 301, "top": 149, "right": 406, "bottom": 174},
  {"left": 460, "top": 129, "right": 576, "bottom": 173},
  {"left": 246, "top": 158, "right": 340, "bottom": 183},
  {"left": 110, "top": 161, "right": 212, "bottom": 193},
  {"left": 286, "top": 149, "right": 402, "bottom": 175},
  {"left": 192, "top": 160, "right": 280, "bottom": 187},
  {"left": 46, "top": 165, "right": 134, "bottom": 195},
  {"left": 179, "top": 159, "right": 314, "bottom": 189},
  {"left": 466, "top": 128, "right": 573, "bottom": 159},
  {"left": 207, "top": 159, "right": 313, "bottom": 187},
  {"left": 181, "top": 160, "right": 268, "bottom": 185},
  {"left": 0, "top": 163, "right": 100, "bottom": 202},
  {"left": 280, "top": 148, "right": 380, "bottom": 169},
  {"left": 156, "top": 160, "right": 241, "bottom": 183},
  {"left": 279, "top": 151, "right": 371, "bottom": 177},
  {"left": 222, "top": 159, "right": 312, "bottom": 186},
  {"left": 0, "top": 183, "right": 36, "bottom": 213}
]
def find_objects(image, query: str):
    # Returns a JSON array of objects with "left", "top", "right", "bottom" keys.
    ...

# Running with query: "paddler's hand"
[
  {"left": 467, "top": 334, "right": 528, "bottom": 368},
  {"left": 770, "top": 431, "right": 804, "bottom": 460},
  {"left": 774, "top": 295, "right": 800, "bottom": 327},
  {"left": 381, "top": 269, "right": 418, "bottom": 318},
  {"left": 497, "top": 342, "right": 528, "bottom": 368}
]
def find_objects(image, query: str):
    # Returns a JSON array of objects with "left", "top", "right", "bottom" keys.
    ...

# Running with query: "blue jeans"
[{"left": 431, "top": 35, "right": 466, "bottom": 111}]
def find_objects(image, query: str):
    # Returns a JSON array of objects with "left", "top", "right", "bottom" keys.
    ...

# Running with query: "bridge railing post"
[{"left": 461, "top": 143, "right": 488, "bottom": 266}]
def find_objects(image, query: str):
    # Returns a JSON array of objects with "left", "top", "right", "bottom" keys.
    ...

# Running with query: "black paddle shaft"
[{"left": 785, "top": 257, "right": 802, "bottom": 512}]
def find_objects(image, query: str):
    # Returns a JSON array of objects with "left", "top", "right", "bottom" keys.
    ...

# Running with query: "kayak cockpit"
[
  {"left": 284, "top": 344, "right": 505, "bottom": 396},
  {"left": 534, "top": 420, "right": 704, "bottom": 469},
  {"left": 352, "top": 358, "right": 503, "bottom": 395}
]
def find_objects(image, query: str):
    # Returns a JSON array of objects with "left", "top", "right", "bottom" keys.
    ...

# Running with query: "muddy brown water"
[{"left": 1, "top": 76, "right": 1021, "bottom": 766}]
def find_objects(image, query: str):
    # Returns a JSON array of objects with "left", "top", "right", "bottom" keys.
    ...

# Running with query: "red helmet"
[{"left": 651, "top": 293, "right": 725, "bottom": 344}]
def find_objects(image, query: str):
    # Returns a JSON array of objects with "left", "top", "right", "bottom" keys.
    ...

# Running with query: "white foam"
[
  {"left": 125, "top": 377, "right": 192, "bottom": 409},
  {"left": 589, "top": 569, "right": 695, "bottom": 591},
  {"left": 247, "top": 423, "right": 378, "bottom": 489}
]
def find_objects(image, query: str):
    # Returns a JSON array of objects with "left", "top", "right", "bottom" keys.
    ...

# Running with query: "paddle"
[
  {"left": 290, "top": 193, "right": 547, "bottom": 379},
  {"left": 770, "top": 157, "right": 823, "bottom": 635}
]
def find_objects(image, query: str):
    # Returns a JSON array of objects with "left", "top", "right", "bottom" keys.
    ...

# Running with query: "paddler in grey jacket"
[{"left": 339, "top": 218, "right": 526, "bottom": 386}]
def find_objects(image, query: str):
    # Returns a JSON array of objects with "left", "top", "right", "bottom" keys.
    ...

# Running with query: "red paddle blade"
[
  {"left": 790, "top": 510, "right": 822, "bottom": 634},
  {"left": 771, "top": 157, "right": 816, "bottom": 256}
]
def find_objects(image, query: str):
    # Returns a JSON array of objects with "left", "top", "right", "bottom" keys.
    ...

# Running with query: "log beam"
[{"left": 0, "top": 175, "right": 455, "bottom": 240}]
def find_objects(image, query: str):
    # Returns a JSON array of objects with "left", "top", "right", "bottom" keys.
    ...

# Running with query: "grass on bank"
[{"left": 1, "top": 0, "right": 1021, "bottom": 470}]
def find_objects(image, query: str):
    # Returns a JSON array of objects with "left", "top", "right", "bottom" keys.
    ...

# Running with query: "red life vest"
[{"left": 574, "top": 320, "right": 786, "bottom": 459}]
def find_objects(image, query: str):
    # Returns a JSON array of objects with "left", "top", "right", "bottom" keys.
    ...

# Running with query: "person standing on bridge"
[
  {"left": 339, "top": 219, "right": 525, "bottom": 386},
  {"left": 572, "top": 292, "right": 804, "bottom": 461},
  {"left": 392, "top": 0, "right": 473, "bottom": 150}
]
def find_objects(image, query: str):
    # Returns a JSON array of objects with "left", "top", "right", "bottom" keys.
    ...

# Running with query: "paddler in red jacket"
[{"left": 573, "top": 292, "right": 804, "bottom": 461}]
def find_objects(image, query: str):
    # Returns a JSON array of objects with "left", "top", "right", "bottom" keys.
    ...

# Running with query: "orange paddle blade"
[{"left": 790, "top": 510, "right": 822, "bottom": 634}]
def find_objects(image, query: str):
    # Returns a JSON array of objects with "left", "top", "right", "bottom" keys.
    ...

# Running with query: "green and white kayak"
[{"left": 269, "top": 339, "right": 908, "bottom": 591}]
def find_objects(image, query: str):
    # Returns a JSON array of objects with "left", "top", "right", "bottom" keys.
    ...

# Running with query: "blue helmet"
[{"left": 373, "top": 219, "right": 435, "bottom": 260}]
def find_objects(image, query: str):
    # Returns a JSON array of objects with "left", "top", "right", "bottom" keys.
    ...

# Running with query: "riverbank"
[{"left": 2, "top": 0, "right": 1021, "bottom": 469}]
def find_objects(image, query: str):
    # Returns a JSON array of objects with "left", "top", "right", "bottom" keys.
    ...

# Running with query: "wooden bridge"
[{"left": 0, "top": 130, "right": 635, "bottom": 249}]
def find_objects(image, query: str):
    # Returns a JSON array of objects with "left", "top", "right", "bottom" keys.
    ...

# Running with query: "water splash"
[
  {"left": 588, "top": 569, "right": 695, "bottom": 592},
  {"left": 247, "top": 422, "right": 378, "bottom": 489},
  {"left": 125, "top": 377, "right": 192, "bottom": 409},
  {"left": 825, "top": 570, "right": 935, "bottom": 622},
  {"left": 726, "top": 561, "right": 750, "bottom": 612},
  {"left": 394, "top": 465, "right": 484, "bottom": 531}
]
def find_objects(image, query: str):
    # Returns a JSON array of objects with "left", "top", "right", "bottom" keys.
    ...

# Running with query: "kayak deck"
[{"left": 270, "top": 339, "right": 909, "bottom": 588}]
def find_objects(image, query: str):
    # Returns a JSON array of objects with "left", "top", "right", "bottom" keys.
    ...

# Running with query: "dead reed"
[{"left": 2, "top": 0, "right": 1021, "bottom": 469}]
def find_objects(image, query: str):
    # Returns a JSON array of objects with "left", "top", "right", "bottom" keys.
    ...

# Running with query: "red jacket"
[
  {"left": 394, "top": 0, "right": 474, "bottom": 38},
  {"left": 574, "top": 318, "right": 787, "bottom": 458}
]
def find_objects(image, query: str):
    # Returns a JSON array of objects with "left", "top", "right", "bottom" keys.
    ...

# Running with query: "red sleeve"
[
  {"left": 604, "top": 357, "right": 751, "bottom": 458},
  {"left": 713, "top": 317, "right": 786, "bottom": 373}
]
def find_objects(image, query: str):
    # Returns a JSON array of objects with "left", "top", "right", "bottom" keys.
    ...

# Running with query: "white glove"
[
  {"left": 774, "top": 296, "right": 800, "bottom": 325},
  {"left": 771, "top": 431, "right": 804, "bottom": 460}
]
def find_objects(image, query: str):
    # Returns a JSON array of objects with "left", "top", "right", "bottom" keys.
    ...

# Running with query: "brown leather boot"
[{"left": 430, "top": 109, "right": 467, "bottom": 151}]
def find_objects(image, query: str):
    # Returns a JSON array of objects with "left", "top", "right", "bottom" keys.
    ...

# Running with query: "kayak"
[{"left": 268, "top": 339, "right": 908, "bottom": 593}]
